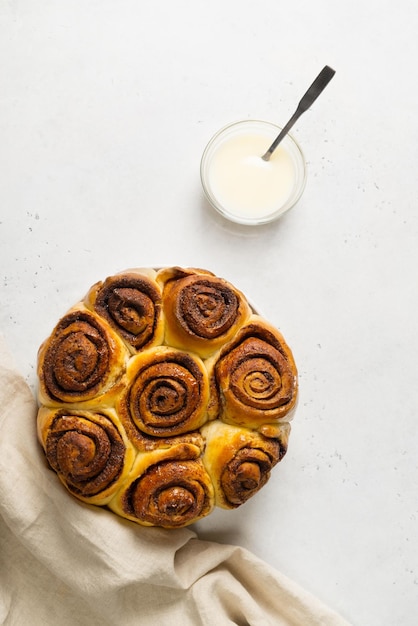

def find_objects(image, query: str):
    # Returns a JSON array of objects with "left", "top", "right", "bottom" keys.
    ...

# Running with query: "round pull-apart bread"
[{"left": 37, "top": 266, "right": 298, "bottom": 528}]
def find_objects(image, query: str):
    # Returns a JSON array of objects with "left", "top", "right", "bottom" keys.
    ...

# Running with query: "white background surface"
[{"left": 1, "top": 1, "right": 417, "bottom": 625}]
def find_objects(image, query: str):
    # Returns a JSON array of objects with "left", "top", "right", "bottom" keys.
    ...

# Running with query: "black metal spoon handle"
[{"left": 262, "top": 65, "right": 336, "bottom": 161}]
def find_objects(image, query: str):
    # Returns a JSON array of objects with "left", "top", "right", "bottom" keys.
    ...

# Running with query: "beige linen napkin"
[{"left": 0, "top": 336, "right": 350, "bottom": 626}]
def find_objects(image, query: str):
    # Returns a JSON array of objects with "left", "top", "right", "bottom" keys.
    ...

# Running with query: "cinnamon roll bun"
[
  {"left": 109, "top": 444, "right": 214, "bottom": 528},
  {"left": 85, "top": 268, "right": 164, "bottom": 354},
  {"left": 157, "top": 266, "right": 251, "bottom": 358},
  {"left": 117, "top": 346, "right": 210, "bottom": 439},
  {"left": 37, "top": 406, "right": 135, "bottom": 505},
  {"left": 38, "top": 304, "right": 128, "bottom": 408},
  {"left": 207, "top": 315, "right": 298, "bottom": 429},
  {"left": 202, "top": 420, "right": 289, "bottom": 509}
]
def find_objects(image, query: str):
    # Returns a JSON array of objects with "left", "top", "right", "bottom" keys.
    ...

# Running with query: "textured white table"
[{"left": 1, "top": 2, "right": 417, "bottom": 625}]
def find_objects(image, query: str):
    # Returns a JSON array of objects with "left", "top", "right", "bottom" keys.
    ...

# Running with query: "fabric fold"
[{"left": 0, "top": 337, "right": 350, "bottom": 625}]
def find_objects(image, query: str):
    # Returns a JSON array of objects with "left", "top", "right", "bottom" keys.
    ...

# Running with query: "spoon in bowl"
[{"left": 262, "top": 65, "right": 336, "bottom": 161}]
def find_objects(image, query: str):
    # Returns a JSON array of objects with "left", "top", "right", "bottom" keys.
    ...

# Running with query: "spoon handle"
[{"left": 262, "top": 65, "right": 335, "bottom": 161}]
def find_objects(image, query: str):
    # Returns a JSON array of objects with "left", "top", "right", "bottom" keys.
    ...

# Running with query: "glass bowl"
[{"left": 200, "top": 119, "right": 307, "bottom": 225}]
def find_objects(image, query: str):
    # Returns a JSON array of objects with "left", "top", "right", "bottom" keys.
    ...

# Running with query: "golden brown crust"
[
  {"left": 37, "top": 406, "right": 135, "bottom": 505},
  {"left": 201, "top": 420, "right": 289, "bottom": 509},
  {"left": 157, "top": 266, "right": 252, "bottom": 358},
  {"left": 84, "top": 269, "right": 164, "bottom": 354},
  {"left": 206, "top": 315, "right": 298, "bottom": 429},
  {"left": 37, "top": 304, "right": 128, "bottom": 408},
  {"left": 117, "top": 424, "right": 205, "bottom": 455},
  {"left": 117, "top": 346, "right": 210, "bottom": 438}
]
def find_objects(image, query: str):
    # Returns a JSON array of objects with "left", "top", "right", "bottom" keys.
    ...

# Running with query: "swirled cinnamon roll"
[
  {"left": 85, "top": 269, "right": 164, "bottom": 354},
  {"left": 37, "top": 407, "right": 135, "bottom": 505},
  {"left": 109, "top": 445, "right": 214, "bottom": 527},
  {"left": 207, "top": 315, "right": 298, "bottom": 429},
  {"left": 117, "top": 346, "right": 210, "bottom": 438},
  {"left": 38, "top": 305, "right": 128, "bottom": 408},
  {"left": 157, "top": 267, "right": 251, "bottom": 358},
  {"left": 201, "top": 420, "right": 289, "bottom": 509}
]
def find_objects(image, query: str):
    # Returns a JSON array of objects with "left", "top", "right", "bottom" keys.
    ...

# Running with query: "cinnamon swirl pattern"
[
  {"left": 207, "top": 315, "right": 298, "bottom": 429},
  {"left": 37, "top": 407, "right": 135, "bottom": 505},
  {"left": 118, "top": 347, "right": 210, "bottom": 439},
  {"left": 202, "top": 420, "right": 290, "bottom": 508},
  {"left": 85, "top": 269, "right": 164, "bottom": 353},
  {"left": 37, "top": 267, "right": 298, "bottom": 527},
  {"left": 157, "top": 266, "right": 251, "bottom": 358},
  {"left": 109, "top": 445, "right": 214, "bottom": 528},
  {"left": 37, "top": 305, "right": 128, "bottom": 407}
]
